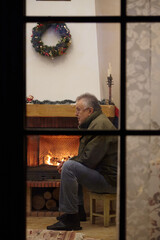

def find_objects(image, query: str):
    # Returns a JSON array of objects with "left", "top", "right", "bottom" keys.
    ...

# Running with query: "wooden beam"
[{"left": 26, "top": 104, "right": 115, "bottom": 118}]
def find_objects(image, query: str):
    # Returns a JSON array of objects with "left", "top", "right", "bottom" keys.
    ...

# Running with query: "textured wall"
[
  {"left": 126, "top": 22, "right": 151, "bottom": 130},
  {"left": 126, "top": 1, "right": 160, "bottom": 239},
  {"left": 126, "top": 136, "right": 160, "bottom": 239},
  {"left": 127, "top": 0, "right": 160, "bottom": 16}
]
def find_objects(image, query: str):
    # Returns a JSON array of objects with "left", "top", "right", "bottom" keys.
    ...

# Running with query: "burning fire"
[
  {"left": 44, "top": 151, "right": 73, "bottom": 166},
  {"left": 46, "top": 154, "right": 53, "bottom": 165}
]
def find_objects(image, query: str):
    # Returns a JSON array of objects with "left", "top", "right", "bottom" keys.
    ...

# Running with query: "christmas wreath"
[{"left": 31, "top": 22, "right": 72, "bottom": 59}]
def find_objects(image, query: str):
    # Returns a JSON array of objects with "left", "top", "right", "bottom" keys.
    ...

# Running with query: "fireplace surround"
[{"left": 26, "top": 135, "right": 80, "bottom": 216}]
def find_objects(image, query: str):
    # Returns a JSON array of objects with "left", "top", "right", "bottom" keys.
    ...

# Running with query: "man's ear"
[{"left": 89, "top": 107, "right": 94, "bottom": 115}]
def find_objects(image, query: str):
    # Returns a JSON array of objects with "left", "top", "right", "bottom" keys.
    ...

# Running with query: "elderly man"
[{"left": 47, "top": 93, "right": 117, "bottom": 231}]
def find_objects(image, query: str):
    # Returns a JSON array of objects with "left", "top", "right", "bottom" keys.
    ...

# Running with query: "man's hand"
[{"left": 57, "top": 161, "right": 64, "bottom": 174}]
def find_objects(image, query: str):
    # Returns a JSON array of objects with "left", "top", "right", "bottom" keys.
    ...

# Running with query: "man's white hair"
[{"left": 76, "top": 93, "right": 101, "bottom": 112}]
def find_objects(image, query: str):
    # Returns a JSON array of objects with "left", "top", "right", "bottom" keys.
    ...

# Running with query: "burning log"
[
  {"left": 46, "top": 199, "right": 57, "bottom": 210},
  {"left": 32, "top": 195, "right": 45, "bottom": 210}
]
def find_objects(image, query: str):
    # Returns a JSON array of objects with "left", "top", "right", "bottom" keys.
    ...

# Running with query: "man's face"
[{"left": 75, "top": 99, "right": 93, "bottom": 125}]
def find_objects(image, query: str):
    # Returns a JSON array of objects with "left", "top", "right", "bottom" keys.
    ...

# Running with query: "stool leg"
[
  {"left": 104, "top": 198, "right": 110, "bottom": 227},
  {"left": 90, "top": 197, "right": 96, "bottom": 224}
]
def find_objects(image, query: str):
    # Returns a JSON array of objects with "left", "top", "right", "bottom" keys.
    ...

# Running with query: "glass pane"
[
  {"left": 126, "top": 136, "right": 160, "bottom": 239},
  {"left": 26, "top": 134, "right": 119, "bottom": 238},
  {"left": 127, "top": 0, "right": 160, "bottom": 16},
  {"left": 26, "top": 22, "right": 120, "bottom": 129},
  {"left": 25, "top": 0, "right": 120, "bottom": 16},
  {"left": 126, "top": 23, "right": 160, "bottom": 130}
]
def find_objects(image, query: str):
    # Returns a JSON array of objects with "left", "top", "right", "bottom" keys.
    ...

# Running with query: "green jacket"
[{"left": 70, "top": 110, "right": 118, "bottom": 187}]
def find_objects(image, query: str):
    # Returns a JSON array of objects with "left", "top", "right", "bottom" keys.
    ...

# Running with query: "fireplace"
[{"left": 26, "top": 135, "right": 80, "bottom": 216}]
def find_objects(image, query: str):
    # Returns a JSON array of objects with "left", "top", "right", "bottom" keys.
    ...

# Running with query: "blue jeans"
[{"left": 59, "top": 160, "right": 116, "bottom": 214}]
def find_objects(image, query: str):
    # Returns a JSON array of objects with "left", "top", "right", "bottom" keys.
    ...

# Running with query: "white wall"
[
  {"left": 26, "top": 23, "right": 100, "bottom": 101},
  {"left": 96, "top": 23, "right": 120, "bottom": 108},
  {"left": 95, "top": 0, "right": 120, "bottom": 16},
  {"left": 26, "top": 0, "right": 96, "bottom": 16},
  {"left": 26, "top": 0, "right": 120, "bottom": 16}
]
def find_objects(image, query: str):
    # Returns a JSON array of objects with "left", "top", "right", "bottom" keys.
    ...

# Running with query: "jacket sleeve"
[{"left": 70, "top": 135, "right": 111, "bottom": 169}]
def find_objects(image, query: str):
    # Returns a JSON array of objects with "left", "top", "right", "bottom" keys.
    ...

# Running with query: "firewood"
[
  {"left": 32, "top": 195, "right": 45, "bottom": 210},
  {"left": 43, "top": 191, "right": 52, "bottom": 200},
  {"left": 46, "top": 199, "right": 57, "bottom": 210},
  {"left": 52, "top": 188, "right": 60, "bottom": 201}
]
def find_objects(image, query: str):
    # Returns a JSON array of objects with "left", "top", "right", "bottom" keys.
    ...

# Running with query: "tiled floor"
[{"left": 26, "top": 217, "right": 117, "bottom": 240}]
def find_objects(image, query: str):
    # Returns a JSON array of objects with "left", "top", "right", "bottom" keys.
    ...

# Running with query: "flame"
[
  {"left": 44, "top": 152, "right": 74, "bottom": 166},
  {"left": 46, "top": 154, "right": 53, "bottom": 165}
]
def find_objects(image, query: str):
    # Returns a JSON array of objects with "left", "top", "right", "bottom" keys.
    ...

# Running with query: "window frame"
[{"left": 2, "top": 0, "right": 160, "bottom": 239}]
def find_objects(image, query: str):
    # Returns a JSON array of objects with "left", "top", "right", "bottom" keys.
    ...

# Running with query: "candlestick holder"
[{"left": 106, "top": 74, "right": 114, "bottom": 105}]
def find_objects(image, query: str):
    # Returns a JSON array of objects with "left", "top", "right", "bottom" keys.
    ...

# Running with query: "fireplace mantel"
[{"left": 26, "top": 104, "right": 115, "bottom": 118}]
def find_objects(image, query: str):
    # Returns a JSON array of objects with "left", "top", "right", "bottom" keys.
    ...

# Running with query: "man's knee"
[
  {"left": 62, "top": 160, "right": 74, "bottom": 171},
  {"left": 61, "top": 160, "right": 80, "bottom": 173},
  {"left": 61, "top": 160, "right": 81, "bottom": 180}
]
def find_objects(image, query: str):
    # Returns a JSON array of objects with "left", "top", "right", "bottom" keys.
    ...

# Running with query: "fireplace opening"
[
  {"left": 27, "top": 135, "right": 79, "bottom": 166},
  {"left": 27, "top": 135, "right": 80, "bottom": 181},
  {"left": 38, "top": 135, "right": 79, "bottom": 166}
]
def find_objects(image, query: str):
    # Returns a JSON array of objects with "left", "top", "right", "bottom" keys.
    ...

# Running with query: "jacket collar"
[{"left": 79, "top": 110, "right": 102, "bottom": 129}]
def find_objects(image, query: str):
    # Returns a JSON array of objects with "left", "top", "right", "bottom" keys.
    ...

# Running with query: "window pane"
[
  {"left": 126, "top": 136, "right": 160, "bottom": 239},
  {"left": 26, "top": 22, "right": 120, "bottom": 129},
  {"left": 127, "top": 0, "right": 160, "bottom": 16},
  {"left": 126, "top": 23, "right": 160, "bottom": 130},
  {"left": 25, "top": 0, "right": 120, "bottom": 16},
  {"left": 26, "top": 134, "right": 119, "bottom": 238}
]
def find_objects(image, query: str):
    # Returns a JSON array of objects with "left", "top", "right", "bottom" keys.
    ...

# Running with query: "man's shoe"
[
  {"left": 56, "top": 213, "right": 68, "bottom": 221},
  {"left": 57, "top": 205, "right": 86, "bottom": 222},
  {"left": 47, "top": 213, "right": 82, "bottom": 231},
  {"left": 47, "top": 221, "right": 82, "bottom": 231}
]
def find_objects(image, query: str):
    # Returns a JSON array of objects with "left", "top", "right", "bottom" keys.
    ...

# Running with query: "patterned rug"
[{"left": 26, "top": 229, "right": 99, "bottom": 240}]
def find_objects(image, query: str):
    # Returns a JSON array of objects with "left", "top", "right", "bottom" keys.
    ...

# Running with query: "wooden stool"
[{"left": 89, "top": 192, "right": 116, "bottom": 227}]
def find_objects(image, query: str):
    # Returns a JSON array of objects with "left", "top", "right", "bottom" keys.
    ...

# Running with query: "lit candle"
[{"left": 107, "top": 62, "right": 112, "bottom": 77}]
